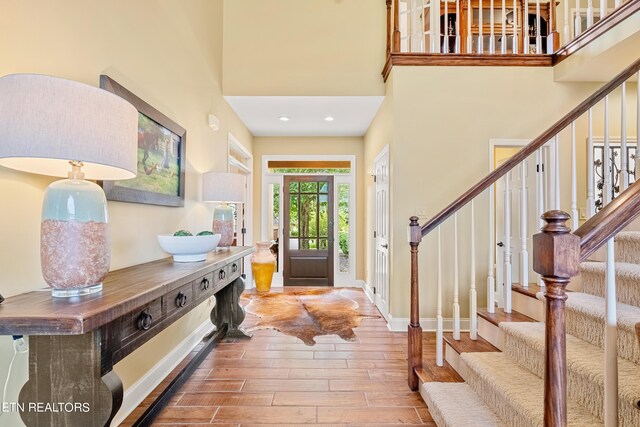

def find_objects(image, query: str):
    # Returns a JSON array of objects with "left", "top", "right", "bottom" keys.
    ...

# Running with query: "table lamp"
[
  {"left": 0, "top": 74, "right": 138, "bottom": 297},
  {"left": 202, "top": 172, "right": 245, "bottom": 249}
]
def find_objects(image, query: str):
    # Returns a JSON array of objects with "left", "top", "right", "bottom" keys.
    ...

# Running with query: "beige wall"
[
  {"left": 366, "top": 66, "right": 603, "bottom": 320},
  {"left": 0, "top": 0, "right": 253, "bottom": 417},
  {"left": 222, "top": 0, "right": 386, "bottom": 96},
  {"left": 252, "top": 137, "right": 365, "bottom": 281}
]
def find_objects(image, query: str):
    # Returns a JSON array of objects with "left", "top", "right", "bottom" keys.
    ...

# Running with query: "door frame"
[{"left": 261, "top": 155, "right": 357, "bottom": 287}]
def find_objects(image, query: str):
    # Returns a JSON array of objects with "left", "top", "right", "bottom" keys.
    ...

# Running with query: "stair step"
[
  {"left": 443, "top": 332, "right": 499, "bottom": 354},
  {"left": 501, "top": 322, "right": 640, "bottom": 426},
  {"left": 477, "top": 308, "right": 535, "bottom": 326},
  {"left": 422, "top": 382, "right": 505, "bottom": 427},
  {"left": 615, "top": 231, "right": 640, "bottom": 264},
  {"left": 511, "top": 283, "right": 545, "bottom": 299},
  {"left": 462, "top": 352, "right": 603, "bottom": 427},
  {"left": 581, "top": 261, "right": 640, "bottom": 307},
  {"left": 566, "top": 291, "right": 640, "bottom": 364}
]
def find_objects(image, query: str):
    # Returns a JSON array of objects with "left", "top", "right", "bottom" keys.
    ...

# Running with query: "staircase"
[
  {"left": 425, "top": 232, "right": 640, "bottom": 426},
  {"left": 407, "top": 57, "right": 640, "bottom": 426}
]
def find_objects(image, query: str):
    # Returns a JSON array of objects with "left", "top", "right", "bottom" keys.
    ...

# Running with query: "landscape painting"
[{"left": 99, "top": 75, "right": 186, "bottom": 207}]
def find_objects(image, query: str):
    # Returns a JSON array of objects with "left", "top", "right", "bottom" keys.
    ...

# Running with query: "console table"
[{"left": 0, "top": 246, "right": 254, "bottom": 427}]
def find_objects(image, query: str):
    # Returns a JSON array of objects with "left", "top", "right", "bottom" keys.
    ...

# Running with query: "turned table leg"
[
  {"left": 18, "top": 331, "right": 123, "bottom": 427},
  {"left": 211, "top": 276, "right": 252, "bottom": 339}
]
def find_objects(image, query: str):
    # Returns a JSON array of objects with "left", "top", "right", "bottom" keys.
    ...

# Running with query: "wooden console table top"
[{"left": 0, "top": 246, "right": 254, "bottom": 336}]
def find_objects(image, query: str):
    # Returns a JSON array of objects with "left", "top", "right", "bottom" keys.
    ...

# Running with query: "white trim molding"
[
  {"left": 386, "top": 314, "right": 471, "bottom": 332},
  {"left": 111, "top": 319, "right": 214, "bottom": 427}
]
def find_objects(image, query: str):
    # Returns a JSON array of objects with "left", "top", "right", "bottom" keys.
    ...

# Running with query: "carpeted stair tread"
[
  {"left": 502, "top": 322, "right": 640, "bottom": 426},
  {"left": 615, "top": 232, "right": 640, "bottom": 264},
  {"left": 581, "top": 261, "right": 640, "bottom": 307},
  {"left": 461, "top": 352, "right": 602, "bottom": 427},
  {"left": 566, "top": 292, "right": 640, "bottom": 364},
  {"left": 422, "top": 382, "right": 506, "bottom": 427}
]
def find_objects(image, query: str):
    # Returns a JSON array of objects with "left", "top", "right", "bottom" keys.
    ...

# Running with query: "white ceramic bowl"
[{"left": 157, "top": 234, "right": 222, "bottom": 262}]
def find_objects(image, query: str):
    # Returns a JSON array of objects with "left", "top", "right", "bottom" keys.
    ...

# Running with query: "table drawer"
[
  {"left": 228, "top": 259, "right": 241, "bottom": 282},
  {"left": 213, "top": 266, "right": 229, "bottom": 289},
  {"left": 193, "top": 272, "right": 215, "bottom": 302},
  {"left": 165, "top": 282, "right": 193, "bottom": 317},
  {"left": 121, "top": 298, "right": 163, "bottom": 342}
]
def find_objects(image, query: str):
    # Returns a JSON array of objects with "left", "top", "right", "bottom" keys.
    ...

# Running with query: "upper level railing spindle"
[
  {"left": 444, "top": 0, "right": 450, "bottom": 53},
  {"left": 536, "top": 0, "right": 542, "bottom": 53},
  {"left": 501, "top": 0, "right": 507, "bottom": 53},
  {"left": 467, "top": 0, "right": 473, "bottom": 53},
  {"left": 574, "top": 0, "right": 582, "bottom": 38},
  {"left": 587, "top": 109, "right": 596, "bottom": 218},
  {"left": 455, "top": 0, "right": 461, "bottom": 53},
  {"left": 563, "top": 0, "right": 570, "bottom": 44},
  {"left": 478, "top": 0, "right": 484, "bottom": 53},
  {"left": 621, "top": 82, "right": 629, "bottom": 191},
  {"left": 490, "top": 0, "right": 496, "bottom": 53},
  {"left": 587, "top": 0, "right": 594, "bottom": 27}
]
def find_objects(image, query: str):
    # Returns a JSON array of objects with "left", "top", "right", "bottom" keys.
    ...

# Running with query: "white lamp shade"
[
  {"left": 0, "top": 73, "right": 138, "bottom": 180},
  {"left": 202, "top": 172, "right": 245, "bottom": 203}
]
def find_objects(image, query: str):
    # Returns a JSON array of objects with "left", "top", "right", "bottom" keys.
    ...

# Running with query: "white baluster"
[
  {"left": 621, "top": 82, "right": 629, "bottom": 191},
  {"left": 614, "top": 0, "right": 621, "bottom": 8},
  {"left": 422, "top": 0, "right": 427, "bottom": 52},
  {"left": 478, "top": 0, "right": 484, "bottom": 53},
  {"left": 555, "top": 135, "right": 560, "bottom": 209},
  {"left": 537, "top": 148, "right": 545, "bottom": 287},
  {"left": 535, "top": 0, "right": 542, "bottom": 53},
  {"left": 453, "top": 213, "right": 461, "bottom": 340},
  {"left": 490, "top": 0, "right": 496, "bottom": 53},
  {"left": 520, "top": 161, "right": 529, "bottom": 288},
  {"left": 512, "top": 0, "right": 518, "bottom": 53},
  {"left": 444, "top": 0, "right": 450, "bottom": 53},
  {"left": 432, "top": 0, "right": 441, "bottom": 53},
  {"left": 488, "top": 185, "right": 496, "bottom": 313},
  {"left": 571, "top": 121, "right": 579, "bottom": 230},
  {"left": 501, "top": 0, "right": 507, "bottom": 53},
  {"left": 470, "top": 199, "right": 478, "bottom": 340},
  {"left": 637, "top": 72, "right": 640, "bottom": 180},
  {"left": 504, "top": 172, "right": 512, "bottom": 313},
  {"left": 436, "top": 227, "right": 444, "bottom": 366},
  {"left": 455, "top": 0, "right": 461, "bottom": 53},
  {"left": 603, "top": 94, "right": 619, "bottom": 426},
  {"left": 601, "top": 0, "right": 607, "bottom": 20},
  {"left": 587, "top": 109, "right": 596, "bottom": 217},
  {"left": 575, "top": 0, "right": 582, "bottom": 38},
  {"left": 467, "top": 0, "right": 473, "bottom": 52},
  {"left": 524, "top": 0, "right": 529, "bottom": 54},
  {"left": 587, "top": 0, "right": 594, "bottom": 28},
  {"left": 564, "top": 0, "right": 570, "bottom": 44}
]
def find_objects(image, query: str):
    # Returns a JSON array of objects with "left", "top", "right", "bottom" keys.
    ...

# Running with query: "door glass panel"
[
  {"left": 300, "top": 194, "right": 318, "bottom": 238},
  {"left": 338, "top": 183, "right": 350, "bottom": 273},
  {"left": 319, "top": 181, "right": 329, "bottom": 193},
  {"left": 289, "top": 195, "right": 299, "bottom": 237},
  {"left": 301, "top": 182, "right": 318, "bottom": 193},
  {"left": 268, "top": 183, "right": 280, "bottom": 272},
  {"left": 319, "top": 238, "right": 328, "bottom": 249},
  {"left": 289, "top": 182, "right": 299, "bottom": 193},
  {"left": 319, "top": 194, "right": 328, "bottom": 237}
]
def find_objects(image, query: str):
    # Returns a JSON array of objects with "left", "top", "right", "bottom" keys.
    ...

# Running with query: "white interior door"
[{"left": 374, "top": 146, "right": 390, "bottom": 317}]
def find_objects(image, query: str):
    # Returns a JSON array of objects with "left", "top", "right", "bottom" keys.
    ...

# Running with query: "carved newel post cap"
[
  {"left": 409, "top": 216, "right": 419, "bottom": 225},
  {"left": 533, "top": 210, "right": 580, "bottom": 278},
  {"left": 409, "top": 216, "right": 421, "bottom": 245}
]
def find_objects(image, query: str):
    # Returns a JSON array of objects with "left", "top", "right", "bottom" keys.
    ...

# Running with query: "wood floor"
[{"left": 122, "top": 287, "right": 461, "bottom": 426}]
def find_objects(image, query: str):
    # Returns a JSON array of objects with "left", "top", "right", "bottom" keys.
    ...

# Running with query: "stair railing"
[
  {"left": 386, "top": 0, "right": 638, "bottom": 55},
  {"left": 408, "top": 56, "right": 640, "bottom": 424}
]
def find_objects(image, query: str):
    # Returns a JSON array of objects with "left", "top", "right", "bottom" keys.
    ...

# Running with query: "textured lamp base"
[{"left": 52, "top": 283, "right": 103, "bottom": 298}]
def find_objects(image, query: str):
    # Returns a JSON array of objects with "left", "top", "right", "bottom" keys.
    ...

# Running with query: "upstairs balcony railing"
[{"left": 386, "top": 0, "right": 635, "bottom": 56}]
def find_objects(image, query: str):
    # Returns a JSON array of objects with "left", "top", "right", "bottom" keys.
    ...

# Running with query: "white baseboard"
[
  {"left": 386, "top": 314, "right": 471, "bottom": 332},
  {"left": 361, "top": 281, "right": 375, "bottom": 304},
  {"left": 111, "top": 320, "right": 214, "bottom": 427}
]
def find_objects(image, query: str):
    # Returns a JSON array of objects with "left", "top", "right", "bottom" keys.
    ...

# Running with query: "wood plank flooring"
[{"left": 122, "top": 287, "right": 462, "bottom": 426}]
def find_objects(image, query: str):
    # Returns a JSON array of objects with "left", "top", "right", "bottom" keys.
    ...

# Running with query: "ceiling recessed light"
[
  {"left": 324, "top": 116, "right": 335, "bottom": 122},
  {"left": 279, "top": 116, "right": 290, "bottom": 122}
]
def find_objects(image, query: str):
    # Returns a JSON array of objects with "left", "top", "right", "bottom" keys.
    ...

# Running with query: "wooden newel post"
[
  {"left": 532, "top": 210, "right": 580, "bottom": 427},
  {"left": 393, "top": 0, "right": 401, "bottom": 53},
  {"left": 408, "top": 216, "right": 423, "bottom": 391}
]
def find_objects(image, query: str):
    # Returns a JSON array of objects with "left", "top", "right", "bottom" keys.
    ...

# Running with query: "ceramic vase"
[{"left": 251, "top": 242, "right": 276, "bottom": 292}]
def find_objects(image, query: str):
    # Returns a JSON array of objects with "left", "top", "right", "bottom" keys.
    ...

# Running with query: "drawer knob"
[
  {"left": 137, "top": 310, "right": 153, "bottom": 331},
  {"left": 232, "top": 264, "right": 238, "bottom": 273},
  {"left": 201, "top": 277, "right": 210, "bottom": 290},
  {"left": 175, "top": 292, "right": 188, "bottom": 308},
  {"left": 218, "top": 270, "right": 226, "bottom": 280}
]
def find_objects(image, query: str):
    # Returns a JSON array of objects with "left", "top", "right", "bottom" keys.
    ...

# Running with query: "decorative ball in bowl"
[{"left": 157, "top": 233, "right": 221, "bottom": 262}]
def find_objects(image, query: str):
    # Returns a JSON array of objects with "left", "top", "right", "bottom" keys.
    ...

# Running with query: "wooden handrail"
[
  {"left": 420, "top": 56, "right": 640, "bottom": 237},
  {"left": 575, "top": 179, "right": 640, "bottom": 261}
]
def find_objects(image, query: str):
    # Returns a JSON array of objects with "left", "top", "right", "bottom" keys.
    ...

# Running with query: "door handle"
[
  {"left": 497, "top": 242, "right": 504, "bottom": 247},
  {"left": 381, "top": 243, "right": 389, "bottom": 249}
]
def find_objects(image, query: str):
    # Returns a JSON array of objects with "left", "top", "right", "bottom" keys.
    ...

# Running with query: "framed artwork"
[{"left": 98, "top": 75, "right": 186, "bottom": 207}]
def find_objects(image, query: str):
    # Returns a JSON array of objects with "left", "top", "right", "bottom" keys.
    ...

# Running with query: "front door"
[{"left": 283, "top": 176, "right": 334, "bottom": 286}]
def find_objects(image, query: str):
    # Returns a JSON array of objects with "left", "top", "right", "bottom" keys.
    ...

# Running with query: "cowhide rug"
[{"left": 241, "top": 288, "right": 379, "bottom": 345}]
